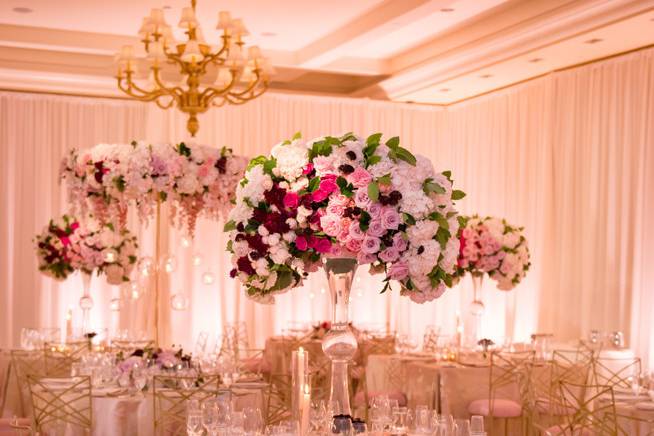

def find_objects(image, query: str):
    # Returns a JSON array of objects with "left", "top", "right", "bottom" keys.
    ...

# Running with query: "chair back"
[
  {"left": 152, "top": 373, "right": 221, "bottom": 435},
  {"left": 592, "top": 356, "right": 641, "bottom": 391},
  {"left": 488, "top": 350, "right": 535, "bottom": 417},
  {"left": 557, "top": 381, "right": 618, "bottom": 434},
  {"left": 9, "top": 350, "right": 46, "bottom": 417},
  {"left": 27, "top": 375, "right": 92, "bottom": 435},
  {"left": 43, "top": 341, "right": 88, "bottom": 376},
  {"left": 358, "top": 336, "right": 396, "bottom": 367},
  {"left": 265, "top": 374, "right": 292, "bottom": 425}
]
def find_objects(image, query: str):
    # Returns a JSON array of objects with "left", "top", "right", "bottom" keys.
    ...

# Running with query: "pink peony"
[
  {"left": 361, "top": 235, "right": 381, "bottom": 254},
  {"left": 388, "top": 261, "right": 409, "bottom": 280},
  {"left": 347, "top": 167, "right": 372, "bottom": 189},
  {"left": 320, "top": 214, "right": 342, "bottom": 237},
  {"left": 313, "top": 156, "right": 335, "bottom": 174},
  {"left": 284, "top": 192, "right": 299, "bottom": 209},
  {"left": 380, "top": 207, "right": 401, "bottom": 230},
  {"left": 345, "top": 238, "right": 362, "bottom": 253},
  {"left": 367, "top": 220, "right": 386, "bottom": 237},
  {"left": 357, "top": 251, "right": 377, "bottom": 264}
]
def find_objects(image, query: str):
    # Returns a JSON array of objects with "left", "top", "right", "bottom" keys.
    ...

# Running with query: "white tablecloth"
[{"left": 92, "top": 394, "right": 153, "bottom": 436}]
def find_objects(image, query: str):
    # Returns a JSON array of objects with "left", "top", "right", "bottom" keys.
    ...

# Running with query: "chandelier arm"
[
  {"left": 199, "top": 68, "right": 240, "bottom": 103},
  {"left": 152, "top": 67, "right": 185, "bottom": 100},
  {"left": 228, "top": 82, "right": 269, "bottom": 104},
  {"left": 117, "top": 77, "right": 156, "bottom": 100},
  {"left": 227, "top": 69, "right": 264, "bottom": 98},
  {"left": 200, "top": 36, "right": 230, "bottom": 69},
  {"left": 154, "top": 97, "right": 175, "bottom": 109}
]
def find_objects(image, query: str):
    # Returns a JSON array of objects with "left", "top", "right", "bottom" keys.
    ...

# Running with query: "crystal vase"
[
  {"left": 79, "top": 271, "right": 94, "bottom": 334},
  {"left": 469, "top": 273, "right": 484, "bottom": 343},
  {"left": 321, "top": 257, "right": 358, "bottom": 420}
]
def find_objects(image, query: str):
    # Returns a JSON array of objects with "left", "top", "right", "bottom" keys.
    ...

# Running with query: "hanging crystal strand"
[{"left": 321, "top": 257, "right": 358, "bottom": 424}]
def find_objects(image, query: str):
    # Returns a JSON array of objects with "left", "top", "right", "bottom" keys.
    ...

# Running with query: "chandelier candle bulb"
[
  {"left": 149, "top": 8, "right": 165, "bottom": 27},
  {"left": 119, "top": 45, "right": 134, "bottom": 61},
  {"left": 182, "top": 39, "right": 203, "bottom": 63},
  {"left": 248, "top": 46, "right": 262, "bottom": 60},
  {"left": 138, "top": 18, "right": 153, "bottom": 39},
  {"left": 217, "top": 11, "right": 232, "bottom": 29},
  {"left": 215, "top": 68, "right": 232, "bottom": 87},
  {"left": 179, "top": 6, "right": 197, "bottom": 29}
]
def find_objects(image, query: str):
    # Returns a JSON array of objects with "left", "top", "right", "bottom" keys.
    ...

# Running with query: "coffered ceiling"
[{"left": 0, "top": 0, "right": 653, "bottom": 104}]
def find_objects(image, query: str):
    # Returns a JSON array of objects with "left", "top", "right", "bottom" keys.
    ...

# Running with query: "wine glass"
[
  {"left": 454, "top": 419, "right": 471, "bottom": 436},
  {"left": 243, "top": 407, "right": 263, "bottom": 436},
  {"left": 187, "top": 409, "right": 203, "bottom": 436},
  {"left": 202, "top": 400, "right": 220, "bottom": 436},
  {"left": 132, "top": 368, "right": 147, "bottom": 396}
]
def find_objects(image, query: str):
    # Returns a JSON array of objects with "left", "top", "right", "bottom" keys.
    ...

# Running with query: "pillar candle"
[
  {"left": 65, "top": 308, "right": 73, "bottom": 341},
  {"left": 301, "top": 382, "right": 311, "bottom": 435},
  {"left": 291, "top": 347, "right": 309, "bottom": 421}
]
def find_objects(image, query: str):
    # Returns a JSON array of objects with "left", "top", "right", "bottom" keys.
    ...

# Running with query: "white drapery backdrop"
[{"left": 1, "top": 47, "right": 653, "bottom": 364}]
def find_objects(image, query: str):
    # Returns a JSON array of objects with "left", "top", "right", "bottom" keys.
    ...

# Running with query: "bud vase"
[
  {"left": 469, "top": 274, "right": 484, "bottom": 343},
  {"left": 79, "top": 271, "right": 94, "bottom": 334},
  {"left": 321, "top": 258, "right": 358, "bottom": 420}
]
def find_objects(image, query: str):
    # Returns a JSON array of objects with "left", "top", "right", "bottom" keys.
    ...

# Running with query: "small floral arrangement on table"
[
  {"left": 34, "top": 214, "right": 79, "bottom": 280},
  {"left": 311, "top": 321, "right": 359, "bottom": 340},
  {"left": 34, "top": 214, "right": 138, "bottom": 284},
  {"left": 225, "top": 132, "right": 466, "bottom": 304},
  {"left": 61, "top": 141, "right": 247, "bottom": 236},
  {"left": 116, "top": 347, "right": 192, "bottom": 373},
  {"left": 456, "top": 215, "right": 530, "bottom": 290}
]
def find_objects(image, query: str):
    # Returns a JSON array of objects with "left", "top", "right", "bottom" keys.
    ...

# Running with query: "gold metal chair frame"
[
  {"left": 43, "top": 340, "right": 89, "bottom": 377},
  {"left": 153, "top": 373, "right": 221, "bottom": 435},
  {"left": 265, "top": 374, "right": 292, "bottom": 425},
  {"left": 592, "top": 356, "right": 641, "bottom": 391},
  {"left": 27, "top": 375, "right": 92, "bottom": 435},
  {"left": 3, "top": 350, "right": 46, "bottom": 417},
  {"left": 555, "top": 381, "right": 618, "bottom": 434}
]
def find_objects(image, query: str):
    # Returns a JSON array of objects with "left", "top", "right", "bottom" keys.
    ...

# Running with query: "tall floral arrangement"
[
  {"left": 61, "top": 141, "right": 247, "bottom": 236},
  {"left": 457, "top": 215, "right": 530, "bottom": 290},
  {"left": 225, "top": 132, "right": 466, "bottom": 304},
  {"left": 34, "top": 214, "right": 138, "bottom": 285}
]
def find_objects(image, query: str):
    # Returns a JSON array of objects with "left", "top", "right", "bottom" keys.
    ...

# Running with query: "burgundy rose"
[{"left": 237, "top": 256, "right": 255, "bottom": 275}]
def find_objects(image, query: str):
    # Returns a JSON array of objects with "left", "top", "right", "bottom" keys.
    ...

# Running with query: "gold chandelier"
[{"left": 115, "top": 0, "right": 273, "bottom": 136}]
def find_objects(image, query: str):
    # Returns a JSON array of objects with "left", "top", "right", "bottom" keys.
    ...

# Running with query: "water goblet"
[{"left": 187, "top": 409, "right": 203, "bottom": 436}]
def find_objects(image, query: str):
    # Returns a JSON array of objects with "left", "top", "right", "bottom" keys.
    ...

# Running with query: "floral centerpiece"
[
  {"left": 225, "top": 132, "right": 466, "bottom": 304},
  {"left": 117, "top": 347, "right": 192, "bottom": 373},
  {"left": 61, "top": 141, "right": 247, "bottom": 236},
  {"left": 34, "top": 214, "right": 79, "bottom": 280},
  {"left": 457, "top": 215, "right": 530, "bottom": 290}
]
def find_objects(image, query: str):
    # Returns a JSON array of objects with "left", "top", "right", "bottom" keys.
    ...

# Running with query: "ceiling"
[{"left": 0, "top": 0, "right": 653, "bottom": 104}]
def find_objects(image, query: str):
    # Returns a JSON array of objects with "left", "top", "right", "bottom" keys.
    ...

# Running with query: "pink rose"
[
  {"left": 326, "top": 203, "right": 345, "bottom": 217},
  {"left": 381, "top": 207, "right": 400, "bottom": 230},
  {"left": 379, "top": 247, "right": 400, "bottom": 263},
  {"left": 320, "top": 214, "right": 342, "bottom": 237},
  {"left": 354, "top": 189, "right": 371, "bottom": 209},
  {"left": 345, "top": 238, "right": 362, "bottom": 253},
  {"left": 357, "top": 251, "right": 376, "bottom": 264},
  {"left": 303, "top": 163, "right": 314, "bottom": 175},
  {"left": 347, "top": 167, "right": 372, "bottom": 189},
  {"left": 368, "top": 203, "right": 382, "bottom": 219},
  {"left": 284, "top": 192, "right": 299, "bottom": 209},
  {"left": 348, "top": 221, "right": 365, "bottom": 240},
  {"left": 331, "top": 194, "right": 351, "bottom": 208},
  {"left": 295, "top": 235, "right": 308, "bottom": 251},
  {"left": 361, "top": 235, "right": 381, "bottom": 254},
  {"left": 312, "top": 178, "right": 338, "bottom": 202},
  {"left": 313, "top": 237, "right": 332, "bottom": 254},
  {"left": 388, "top": 261, "right": 409, "bottom": 280},
  {"left": 392, "top": 233, "right": 408, "bottom": 252},
  {"left": 367, "top": 220, "right": 386, "bottom": 238},
  {"left": 338, "top": 218, "right": 352, "bottom": 240}
]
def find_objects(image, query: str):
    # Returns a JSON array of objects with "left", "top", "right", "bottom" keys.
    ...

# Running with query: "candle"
[
  {"left": 455, "top": 310, "right": 462, "bottom": 348},
  {"left": 65, "top": 308, "right": 73, "bottom": 341},
  {"left": 291, "top": 347, "right": 309, "bottom": 422},
  {"left": 301, "top": 383, "right": 311, "bottom": 435}
]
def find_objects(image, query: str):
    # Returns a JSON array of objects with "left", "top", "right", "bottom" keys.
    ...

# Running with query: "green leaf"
[
  {"left": 395, "top": 147, "right": 417, "bottom": 166},
  {"left": 442, "top": 170, "right": 452, "bottom": 179},
  {"left": 359, "top": 211, "right": 371, "bottom": 232},
  {"left": 271, "top": 270, "right": 293, "bottom": 291},
  {"left": 128, "top": 255, "right": 137, "bottom": 264},
  {"left": 366, "top": 155, "right": 381, "bottom": 166},
  {"left": 246, "top": 155, "right": 267, "bottom": 172},
  {"left": 366, "top": 133, "right": 382, "bottom": 146},
  {"left": 402, "top": 213, "right": 416, "bottom": 225},
  {"left": 307, "top": 177, "right": 320, "bottom": 192},
  {"left": 377, "top": 174, "right": 392, "bottom": 185},
  {"left": 159, "top": 191, "right": 168, "bottom": 202},
  {"left": 452, "top": 190, "right": 466, "bottom": 200},
  {"left": 223, "top": 220, "right": 237, "bottom": 232},
  {"left": 386, "top": 136, "right": 400, "bottom": 149},
  {"left": 263, "top": 157, "right": 277, "bottom": 175},
  {"left": 113, "top": 176, "right": 126, "bottom": 192},
  {"left": 428, "top": 212, "right": 449, "bottom": 230},
  {"left": 340, "top": 132, "right": 356, "bottom": 142},
  {"left": 292, "top": 131, "right": 302, "bottom": 140},
  {"left": 226, "top": 240, "right": 233, "bottom": 252},
  {"left": 367, "top": 182, "right": 380, "bottom": 202},
  {"left": 423, "top": 178, "right": 446, "bottom": 195},
  {"left": 435, "top": 227, "right": 451, "bottom": 250},
  {"left": 177, "top": 142, "right": 191, "bottom": 157},
  {"left": 379, "top": 281, "right": 391, "bottom": 294},
  {"left": 336, "top": 177, "right": 354, "bottom": 197}
]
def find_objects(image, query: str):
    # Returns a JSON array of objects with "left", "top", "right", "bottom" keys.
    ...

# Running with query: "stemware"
[
  {"left": 391, "top": 406, "right": 408, "bottom": 434},
  {"left": 243, "top": 407, "right": 263, "bottom": 436},
  {"left": 454, "top": 419, "right": 471, "bottom": 436},
  {"left": 187, "top": 409, "right": 203, "bottom": 436},
  {"left": 470, "top": 415, "right": 485, "bottom": 435},
  {"left": 132, "top": 368, "right": 147, "bottom": 396},
  {"left": 202, "top": 400, "right": 221, "bottom": 436}
]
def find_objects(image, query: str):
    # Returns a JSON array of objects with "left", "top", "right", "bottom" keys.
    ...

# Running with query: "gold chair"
[
  {"left": 528, "top": 348, "right": 593, "bottom": 432},
  {"left": 468, "top": 350, "right": 535, "bottom": 436},
  {"left": 7, "top": 350, "right": 46, "bottom": 417},
  {"left": 152, "top": 373, "right": 221, "bottom": 435},
  {"left": 43, "top": 341, "right": 88, "bottom": 376},
  {"left": 27, "top": 375, "right": 92, "bottom": 435},
  {"left": 592, "top": 355, "right": 641, "bottom": 392},
  {"left": 616, "top": 412, "right": 654, "bottom": 436},
  {"left": 536, "top": 381, "right": 618, "bottom": 435},
  {"left": 264, "top": 374, "right": 292, "bottom": 425}
]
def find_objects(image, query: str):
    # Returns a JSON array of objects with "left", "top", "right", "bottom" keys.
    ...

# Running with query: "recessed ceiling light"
[
  {"left": 440, "top": 8, "right": 455, "bottom": 12},
  {"left": 12, "top": 6, "right": 33, "bottom": 13},
  {"left": 480, "top": 74, "right": 493, "bottom": 79},
  {"left": 439, "top": 88, "right": 451, "bottom": 93},
  {"left": 585, "top": 38, "right": 603, "bottom": 44},
  {"left": 162, "top": 5, "right": 172, "bottom": 9},
  {"left": 261, "top": 32, "right": 277, "bottom": 37},
  {"left": 529, "top": 57, "right": 543, "bottom": 63}
]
